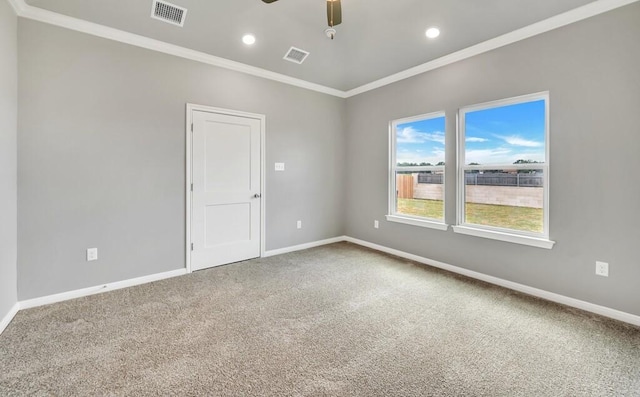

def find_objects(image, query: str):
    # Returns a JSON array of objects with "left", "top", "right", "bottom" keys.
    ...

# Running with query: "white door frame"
[{"left": 185, "top": 103, "right": 266, "bottom": 273}]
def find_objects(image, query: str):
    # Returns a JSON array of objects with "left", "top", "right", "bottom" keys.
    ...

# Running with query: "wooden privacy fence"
[{"left": 396, "top": 174, "right": 414, "bottom": 199}]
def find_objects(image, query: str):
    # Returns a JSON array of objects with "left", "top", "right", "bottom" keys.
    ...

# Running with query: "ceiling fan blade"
[
  {"left": 327, "top": 0, "right": 342, "bottom": 27},
  {"left": 262, "top": 0, "right": 279, "bottom": 3}
]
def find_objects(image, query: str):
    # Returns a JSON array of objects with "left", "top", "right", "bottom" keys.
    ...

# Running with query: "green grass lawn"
[
  {"left": 397, "top": 198, "right": 444, "bottom": 220},
  {"left": 397, "top": 198, "right": 543, "bottom": 233}
]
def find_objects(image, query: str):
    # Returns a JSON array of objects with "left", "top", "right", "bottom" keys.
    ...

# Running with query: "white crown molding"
[
  {"left": 6, "top": 0, "right": 25, "bottom": 14},
  {"left": 11, "top": 0, "right": 347, "bottom": 98},
  {"left": 10, "top": 0, "right": 638, "bottom": 99},
  {"left": 346, "top": 0, "right": 640, "bottom": 97}
]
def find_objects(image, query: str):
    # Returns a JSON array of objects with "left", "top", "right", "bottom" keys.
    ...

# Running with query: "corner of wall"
[{"left": 0, "top": 0, "right": 20, "bottom": 334}]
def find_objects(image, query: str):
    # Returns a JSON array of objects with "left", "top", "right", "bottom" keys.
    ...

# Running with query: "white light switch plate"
[{"left": 275, "top": 163, "right": 285, "bottom": 171}]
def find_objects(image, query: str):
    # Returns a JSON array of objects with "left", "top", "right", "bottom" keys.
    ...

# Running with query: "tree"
[
  {"left": 513, "top": 159, "right": 541, "bottom": 174},
  {"left": 436, "top": 161, "right": 445, "bottom": 166},
  {"left": 467, "top": 162, "right": 480, "bottom": 173}
]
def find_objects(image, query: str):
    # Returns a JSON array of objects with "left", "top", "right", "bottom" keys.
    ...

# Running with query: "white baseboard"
[
  {"left": 263, "top": 236, "right": 347, "bottom": 258},
  {"left": 0, "top": 302, "right": 20, "bottom": 335},
  {"left": 7, "top": 236, "right": 639, "bottom": 331},
  {"left": 19, "top": 268, "right": 187, "bottom": 310},
  {"left": 343, "top": 236, "right": 640, "bottom": 327}
]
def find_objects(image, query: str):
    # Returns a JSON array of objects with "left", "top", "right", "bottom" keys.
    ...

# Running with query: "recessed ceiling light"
[
  {"left": 426, "top": 27, "right": 440, "bottom": 39},
  {"left": 242, "top": 34, "right": 256, "bottom": 45}
]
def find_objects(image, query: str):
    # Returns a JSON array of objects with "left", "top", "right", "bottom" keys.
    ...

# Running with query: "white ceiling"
[{"left": 25, "top": 0, "right": 601, "bottom": 91}]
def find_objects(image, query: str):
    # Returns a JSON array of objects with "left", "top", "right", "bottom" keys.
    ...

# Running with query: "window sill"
[
  {"left": 386, "top": 215, "right": 449, "bottom": 231},
  {"left": 452, "top": 225, "right": 555, "bottom": 249}
]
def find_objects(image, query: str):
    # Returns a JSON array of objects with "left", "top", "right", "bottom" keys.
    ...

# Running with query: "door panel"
[
  {"left": 205, "top": 203, "right": 251, "bottom": 246},
  {"left": 204, "top": 124, "right": 251, "bottom": 190},
  {"left": 191, "top": 110, "right": 261, "bottom": 271}
]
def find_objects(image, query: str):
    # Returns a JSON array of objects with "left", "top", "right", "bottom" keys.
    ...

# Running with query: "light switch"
[{"left": 275, "top": 163, "right": 285, "bottom": 171}]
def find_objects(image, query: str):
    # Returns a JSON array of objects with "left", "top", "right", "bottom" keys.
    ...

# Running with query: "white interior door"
[{"left": 191, "top": 110, "right": 262, "bottom": 271}]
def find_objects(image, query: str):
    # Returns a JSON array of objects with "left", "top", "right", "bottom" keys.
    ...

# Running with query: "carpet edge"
[
  {"left": 18, "top": 268, "right": 187, "bottom": 310},
  {"left": 263, "top": 236, "right": 347, "bottom": 257},
  {"left": 0, "top": 302, "right": 19, "bottom": 335},
  {"left": 344, "top": 236, "right": 640, "bottom": 327},
  {"left": 9, "top": 235, "right": 639, "bottom": 331}
]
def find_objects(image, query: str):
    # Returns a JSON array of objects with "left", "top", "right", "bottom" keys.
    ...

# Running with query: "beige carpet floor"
[{"left": 1, "top": 242, "right": 639, "bottom": 396}]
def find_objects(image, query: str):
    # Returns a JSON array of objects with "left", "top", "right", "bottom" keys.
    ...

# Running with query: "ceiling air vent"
[
  {"left": 283, "top": 47, "right": 310, "bottom": 64},
  {"left": 151, "top": 0, "right": 187, "bottom": 27}
]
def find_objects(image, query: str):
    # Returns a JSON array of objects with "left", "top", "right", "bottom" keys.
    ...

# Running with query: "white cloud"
[
  {"left": 397, "top": 126, "right": 445, "bottom": 145},
  {"left": 466, "top": 137, "right": 488, "bottom": 143},
  {"left": 465, "top": 149, "right": 512, "bottom": 164},
  {"left": 397, "top": 156, "right": 444, "bottom": 165},
  {"left": 465, "top": 148, "right": 545, "bottom": 165},
  {"left": 431, "top": 149, "right": 445, "bottom": 158},
  {"left": 496, "top": 135, "right": 543, "bottom": 147},
  {"left": 397, "top": 148, "right": 445, "bottom": 165}
]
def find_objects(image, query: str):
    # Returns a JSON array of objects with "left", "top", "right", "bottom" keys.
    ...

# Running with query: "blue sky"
[
  {"left": 396, "top": 116, "right": 445, "bottom": 165},
  {"left": 396, "top": 99, "right": 546, "bottom": 166},
  {"left": 464, "top": 99, "right": 546, "bottom": 165}
]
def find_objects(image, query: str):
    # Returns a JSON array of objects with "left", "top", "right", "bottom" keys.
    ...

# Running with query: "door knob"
[{"left": 253, "top": 193, "right": 261, "bottom": 198}]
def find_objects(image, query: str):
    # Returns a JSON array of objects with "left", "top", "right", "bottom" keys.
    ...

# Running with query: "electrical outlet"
[
  {"left": 275, "top": 163, "right": 285, "bottom": 171},
  {"left": 595, "top": 261, "right": 609, "bottom": 277},
  {"left": 87, "top": 248, "right": 98, "bottom": 262},
  {"left": 374, "top": 220, "right": 379, "bottom": 229},
  {"left": 297, "top": 220, "right": 302, "bottom": 229}
]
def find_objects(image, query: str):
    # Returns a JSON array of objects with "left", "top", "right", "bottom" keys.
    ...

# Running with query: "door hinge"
[
  {"left": 191, "top": 243, "right": 194, "bottom": 251},
  {"left": 190, "top": 183, "right": 193, "bottom": 192},
  {"left": 191, "top": 123, "right": 193, "bottom": 132}
]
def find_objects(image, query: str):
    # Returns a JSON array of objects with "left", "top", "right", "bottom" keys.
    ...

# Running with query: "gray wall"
[
  {"left": 345, "top": 3, "right": 640, "bottom": 316},
  {"left": 14, "top": 2, "right": 640, "bottom": 318},
  {"left": 0, "top": 1, "right": 18, "bottom": 320},
  {"left": 18, "top": 19, "right": 346, "bottom": 300}
]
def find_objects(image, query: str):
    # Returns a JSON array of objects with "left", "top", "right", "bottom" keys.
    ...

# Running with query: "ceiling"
[{"left": 25, "top": 0, "right": 600, "bottom": 91}]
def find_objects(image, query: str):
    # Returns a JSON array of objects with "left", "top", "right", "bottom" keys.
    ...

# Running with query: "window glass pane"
[
  {"left": 396, "top": 116, "right": 445, "bottom": 167},
  {"left": 464, "top": 100, "right": 546, "bottom": 166},
  {"left": 395, "top": 171, "right": 444, "bottom": 221},
  {"left": 464, "top": 169, "right": 544, "bottom": 233},
  {"left": 392, "top": 113, "right": 446, "bottom": 223}
]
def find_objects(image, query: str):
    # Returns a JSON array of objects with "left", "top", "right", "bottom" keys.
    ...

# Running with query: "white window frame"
[
  {"left": 387, "top": 112, "right": 448, "bottom": 231},
  {"left": 453, "top": 92, "right": 555, "bottom": 249}
]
